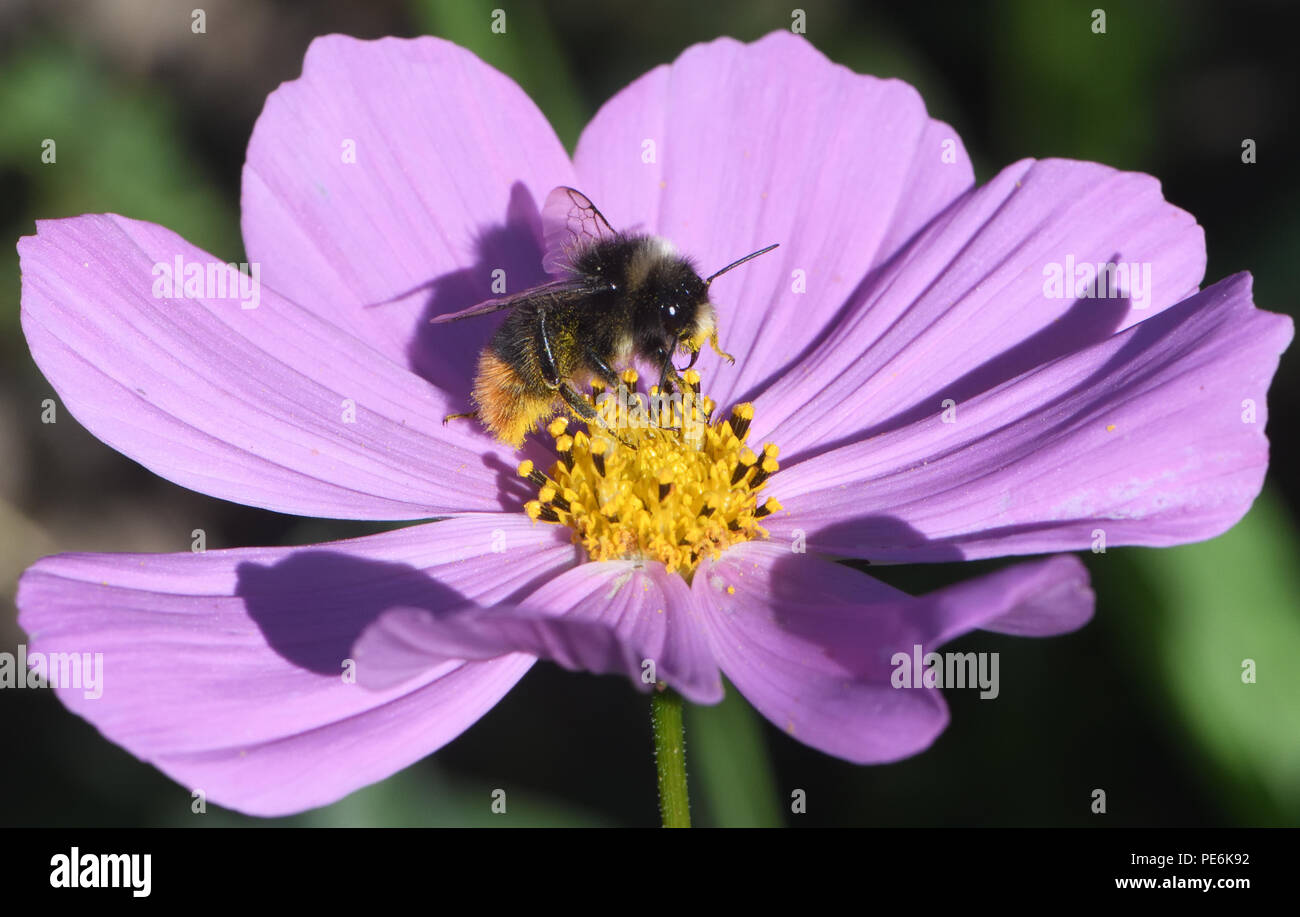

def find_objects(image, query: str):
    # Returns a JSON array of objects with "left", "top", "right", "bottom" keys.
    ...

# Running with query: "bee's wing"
[
  {"left": 541, "top": 186, "right": 618, "bottom": 275},
  {"left": 428, "top": 278, "right": 592, "bottom": 324}
]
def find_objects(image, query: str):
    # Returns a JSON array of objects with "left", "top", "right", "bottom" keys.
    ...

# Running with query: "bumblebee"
[{"left": 434, "top": 186, "right": 778, "bottom": 447}]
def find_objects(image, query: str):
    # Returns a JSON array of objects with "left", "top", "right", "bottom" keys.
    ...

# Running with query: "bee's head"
[
  {"left": 629, "top": 236, "right": 777, "bottom": 363},
  {"left": 658, "top": 273, "right": 713, "bottom": 352},
  {"left": 662, "top": 241, "right": 780, "bottom": 355},
  {"left": 627, "top": 241, "right": 712, "bottom": 353}
]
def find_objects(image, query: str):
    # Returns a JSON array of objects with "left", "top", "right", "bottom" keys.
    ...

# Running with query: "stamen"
[
  {"left": 517, "top": 459, "right": 549, "bottom": 488},
  {"left": 750, "top": 445, "right": 780, "bottom": 489},
  {"left": 517, "top": 371, "right": 784, "bottom": 578},
  {"left": 730, "top": 447, "right": 758, "bottom": 486},
  {"left": 525, "top": 500, "right": 560, "bottom": 523},
  {"left": 658, "top": 468, "right": 674, "bottom": 502},
  {"left": 730, "top": 403, "right": 754, "bottom": 441},
  {"left": 555, "top": 433, "right": 575, "bottom": 471}
]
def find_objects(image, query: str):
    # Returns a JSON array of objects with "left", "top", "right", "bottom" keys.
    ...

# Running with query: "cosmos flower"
[{"left": 16, "top": 31, "right": 1290, "bottom": 817}]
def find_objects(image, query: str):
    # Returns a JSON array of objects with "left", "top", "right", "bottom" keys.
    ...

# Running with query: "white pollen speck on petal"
[{"left": 606, "top": 570, "right": 634, "bottom": 599}]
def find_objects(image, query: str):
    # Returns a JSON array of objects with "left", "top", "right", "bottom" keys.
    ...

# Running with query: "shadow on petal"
[
  {"left": 770, "top": 512, "right": 966, "bottom": 566},
  {"left": 237, "top": 551, "right": 476, "bottom": 675},
  {"left": 409, "top": 181, "right": 548, "bottom": 402},
  {"left": 363, "top": 180, "right": 561, "bottom": 508}
]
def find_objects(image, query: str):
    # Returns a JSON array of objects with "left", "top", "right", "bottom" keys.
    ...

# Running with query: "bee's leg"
[
  {"left": 707, "top": 329, "right": 735, "bottom": 364},
  {"left": 558, "top": 381, "right": 634, "bottom": 448},
  {"left": 584, "top": 350, "right": 620, "bottom": 389},
  {"left": 556, "top": 381, "right": 600, "bottom": 424},
  {"left": 537, "top": 310, "right": 631, "bottom": 447},
  {"left": 443, "top": 410, "right": 478, "bottom": 425},
  {"left": 585, "top": 350, "right": 644, "bottom": 441},
  {"left": 655, "top": 349, "right": 684, "bottom": 395},
  {"left": 536, "top": 308, "right": 562, "bottom": 385}
]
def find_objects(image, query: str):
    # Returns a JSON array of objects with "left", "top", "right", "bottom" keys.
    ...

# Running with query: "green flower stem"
[{"left": 650, "top": 688, "right": 691, "bottom": 827}]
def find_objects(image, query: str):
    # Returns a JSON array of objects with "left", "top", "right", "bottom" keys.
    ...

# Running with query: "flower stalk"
[{"left": 650, "top": 688, "right": 691, "bottom": 827}]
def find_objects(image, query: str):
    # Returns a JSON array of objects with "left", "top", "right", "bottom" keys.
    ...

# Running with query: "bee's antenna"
[{"left": 704, "top": 243, "right": 779, "bottom": 286}]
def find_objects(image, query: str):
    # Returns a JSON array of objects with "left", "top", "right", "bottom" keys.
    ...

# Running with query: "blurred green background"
[{"left": 1, "top": 0, "right": 1297, "bottom": 827}]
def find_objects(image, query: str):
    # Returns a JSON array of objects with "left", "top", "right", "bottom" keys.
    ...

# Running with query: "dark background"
[{"left": 1, "top": 0, "right": 1296, "bottom": 827}]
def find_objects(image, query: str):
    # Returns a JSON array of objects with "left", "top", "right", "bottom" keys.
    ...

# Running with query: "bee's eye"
[{"left": 661, "top": 300, "right": 694, "bottom": 339}]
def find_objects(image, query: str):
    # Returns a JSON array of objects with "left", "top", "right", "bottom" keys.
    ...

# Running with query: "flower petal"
[
  {"left": 694, "top": 543, "right": 1092, "bottom": 763},
  {"left": 911, "top": 554, "right": 1095, "bottom": 645},
  {"left": 573, "top": 31, "right": 974, "bottom": 407},
  {"left": 16, "top": 514, "right": 575, "bottom": 816},
  {"left": 19, "top": 214, "right": 518, "bottom": 518},
  {"left": 525, "top": 560, "right": 722, "bottom": 702},
  {"left": 767, "top": 274, "right": 1292, "bottom": 562},
  {"left": 241, "top": 34, "right": 575, "bottom": 402},
  {"left": 756, "top": 158, "right": 1208, "bottom": 455},
  {"left": 355, "top": 558, "right": 721, "bottom": 703}
]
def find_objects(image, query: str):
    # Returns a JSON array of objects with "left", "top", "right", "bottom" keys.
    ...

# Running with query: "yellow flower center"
[{"left": 519, "top": 369, "right": 782, "bottom": 578}]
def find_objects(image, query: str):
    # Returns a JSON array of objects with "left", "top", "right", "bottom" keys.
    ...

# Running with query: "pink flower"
[{"left": 16, "top": 32, "right": 1289, "bottom": 816}]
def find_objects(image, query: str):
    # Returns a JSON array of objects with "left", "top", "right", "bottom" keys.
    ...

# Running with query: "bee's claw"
[{"left": 707, "top": 330, "right": 735, "bottom": 364}]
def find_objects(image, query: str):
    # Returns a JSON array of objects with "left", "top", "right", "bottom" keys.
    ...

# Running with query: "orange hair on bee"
[{"left": 471, "top": 351, "right": 558, "bottom": 448}]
